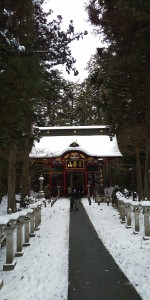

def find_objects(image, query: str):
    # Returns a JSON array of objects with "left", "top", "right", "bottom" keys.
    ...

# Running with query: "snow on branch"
[{"left": 0, "top": 31, "right": 25, "bottom": 53}]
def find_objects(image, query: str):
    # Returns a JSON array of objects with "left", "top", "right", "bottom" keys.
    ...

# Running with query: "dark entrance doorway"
[{"left": 67, "top": 172, "right": 84, "bottom": 193}]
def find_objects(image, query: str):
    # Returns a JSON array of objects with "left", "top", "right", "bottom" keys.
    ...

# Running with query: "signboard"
[
  {"left": 99, "top": 162, "right": 104, "bottom": 194},
  {"left": 66, "top": 159, "right": 84, "bottom": 169}
]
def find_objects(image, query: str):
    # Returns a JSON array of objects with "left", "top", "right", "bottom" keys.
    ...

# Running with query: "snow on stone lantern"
[{"left": 38, "top": 175, "right": 44, "bottom": 199}]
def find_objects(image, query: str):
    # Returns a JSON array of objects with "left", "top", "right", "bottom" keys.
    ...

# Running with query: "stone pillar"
[
  {"left": 143, "top": 206, "right": 150, "bottom": 240},
  {"left": 0, "top": 224, "right": 5, "bottom": 287},
  {"left": 125, "top": 203, "right": 132, "bottom": 228},
  {"left": 118, "top": 200, "right": 125, "bottom": 223},
  {"left": 29, "top": 211, "right": 36, "bottom": 237},
  {"left": 38, "top": 175, "right": 44, "bottom": 199},
  {"left": 23, "top": 214, "right": 31, "bottom": 246},
  {"left": 38, "top": 205, "right": 42, "bottom": 225},
  {"left": 3, "top": 220, "right": 17, "bottom": 271},
  {"left": 35, "top": 206, "right": 40, "bottom": 230},
  {"left": 15, "top": 216, "right": 24, "bottom": 256},
  {"left": 132, "top": 204, "right": 141, "bottom": 234}
]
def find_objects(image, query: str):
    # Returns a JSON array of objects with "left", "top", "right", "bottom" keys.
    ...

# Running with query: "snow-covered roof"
[
  {"left": 30, "top": 126, "right": 122, "bottom": 158},
  {"left": 38, "top": 125, "right": 108, "bottom": 130}
]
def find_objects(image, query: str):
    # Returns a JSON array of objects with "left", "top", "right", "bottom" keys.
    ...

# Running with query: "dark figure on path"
[
  {"left": 88, "top": 196, "right": 91, "bottom": 205},
  {"left": 74, "top": 189, "right": 82, "bottom": 211},
  {"left": 70, "top": 189, "right": 76, "bottom": 211}
]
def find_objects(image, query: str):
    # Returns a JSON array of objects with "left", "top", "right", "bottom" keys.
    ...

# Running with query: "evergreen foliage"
[
  {"left": 86, "top": 0, "right": 150, "bottom": 198},
  {"left": 0, "top": 0, "right": 87, "bottom": 210}
]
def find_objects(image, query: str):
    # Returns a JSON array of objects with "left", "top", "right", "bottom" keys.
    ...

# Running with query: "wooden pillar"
[
  {"left": 98, "top": 159, "right": 104, "bottom": 195},
  {"left": 108, "top": 160, "right": 112, "bottom": 186},
  {"left": 105, "top": 160, "right": 109, "bottom": 187},
  {"left": 84, "top": 158, "right": 88, "bottom": 195},
  {"left": 49, "top": 162, "right": 52, "bottom": 195},
  {"left": 63, "top": 160, "right": 66, "bottom": 195}
]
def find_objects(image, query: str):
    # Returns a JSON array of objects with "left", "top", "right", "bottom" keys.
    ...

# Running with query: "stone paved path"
[{"left": 68, "top": 202, "right": 142, "bottom": 300}]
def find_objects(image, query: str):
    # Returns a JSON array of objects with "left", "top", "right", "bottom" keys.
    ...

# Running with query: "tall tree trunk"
[
  {"left": 7, "top": 144, "right": 16, "bottom": 213},
  {"left": 0, "top": 162, "right": 2, "bottom": 203},
  {"left": 130, "top": 79, "right": 143, "bottom": 200},
  {"left": 144, "top": 56, "right": 150, "bottom": 199},
  {"left": 20, "top": 137, "right": 30, "bottom": 205},
  {"left": 20, "top": 118, "right": 33, "bottom": 205},
  {"left": 135, "top": 146, "right": 143, "bottom": 200},
  {"left": 144, "top": 112, "right": 150, "bottom": 198}
]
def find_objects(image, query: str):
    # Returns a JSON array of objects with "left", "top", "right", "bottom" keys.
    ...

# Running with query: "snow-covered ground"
[
  {"left": 0, "top": 197, "right": 150, "bottom": 300},
  {"left": 0, "top": 198, "right": 69, "bottom": 300}
]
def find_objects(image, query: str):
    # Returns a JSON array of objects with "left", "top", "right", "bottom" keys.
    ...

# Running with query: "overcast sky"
[{"left": 43, "top": 0, "right": 103, "bottom": 82}]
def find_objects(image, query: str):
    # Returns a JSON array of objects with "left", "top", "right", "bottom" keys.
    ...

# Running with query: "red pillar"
[
  {"left": 84, "top": 158, "right": 88, "bottom": 194},
  {"left": 63, "top": 163, "right": 66, "bottom": 196}
]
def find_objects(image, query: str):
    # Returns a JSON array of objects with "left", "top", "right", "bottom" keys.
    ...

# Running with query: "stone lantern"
[
  {"left": 23, "top": 213, "right": 31, "bottom": 247},
  {"left": 118, "top": 199, "right": 125, "bottom": 223},
  {"left": 124, "top": 200, "right": 132, "bottom": 228},
  {"left": 142, "top": 202, "right": 150, "bottom": 240},
  {"left": 132, "top": 203, "right": 141, "bottom": 233},
  {"left": 15, "top": 214, "right": 25, "bottom": 257},
  {"left": 0, "top": 218, "right": 8, "bottom": 287},
  {"left": 3, "top": 218, "right": 17, "bottom": 271},
  {"left": 38, "top": 175, "right": 44, "bottom": 199}
]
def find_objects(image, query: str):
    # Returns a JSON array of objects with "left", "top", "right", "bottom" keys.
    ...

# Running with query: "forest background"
[{"left": 0, "top": 0, "right": 150, "bottom": 212}]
